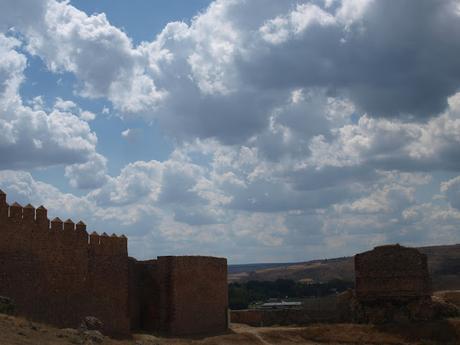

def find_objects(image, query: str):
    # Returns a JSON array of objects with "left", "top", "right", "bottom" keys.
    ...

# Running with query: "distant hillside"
[
  {"left": 228, "top": 244, "right": 460, "bottom": 291},
  {"left": 228, "top": 262, "right": 302, "bottom": 274},
  {"left": 419, "top": 244, "right": 460, "bottom": 291}
]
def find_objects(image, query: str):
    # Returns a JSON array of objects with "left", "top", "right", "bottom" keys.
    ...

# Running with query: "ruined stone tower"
[{"left": 355, "top": 244, "right": 431, "bottom": 301}]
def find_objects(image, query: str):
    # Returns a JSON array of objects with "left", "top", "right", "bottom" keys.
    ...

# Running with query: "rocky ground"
[{"left": 0, "top": 314, "right": 459, "bottom": 345}]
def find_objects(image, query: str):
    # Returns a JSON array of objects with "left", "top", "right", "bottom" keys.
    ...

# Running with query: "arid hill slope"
[{"left": 229, "top": 244, "right": 460, "bottom": 291}]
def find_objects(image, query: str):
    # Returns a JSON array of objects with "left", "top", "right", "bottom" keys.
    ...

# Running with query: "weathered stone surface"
[
  {"left": 0, "top": 195, "right": 130, "bottom": 336},
  {"left": 350, "top": 244, "right": 460, "bottom": 324},
  {"left": 355, "top": 244, "right": 431, "bottom": 301},
  {"left": 129, "top": 256, "right": 228, "bottom": 336},
  {"left": 83, "top": 330, "right": 104, "bottom": 343},
  {"left": 79, "top": 316, "right": 103, "bottom": 332}
]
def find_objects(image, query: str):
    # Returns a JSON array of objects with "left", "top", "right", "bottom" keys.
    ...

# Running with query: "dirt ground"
[
  {"left": 434, "top": 290, "right": 460, "bottom": 308},
  {"left": 0, "top": 314, "right": 459, "bottom": 345}
]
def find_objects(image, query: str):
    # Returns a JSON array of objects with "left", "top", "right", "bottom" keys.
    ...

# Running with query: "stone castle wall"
[
  {"left": 355, "top": 244, "right": 431, "bottom": 301},
  {"left": 158, "top": 256, "right": 228, "bottom": 336},
  {"left": 0, "top": 191, "right": 130, "bottom": 336},
  {"left": 130, "top": 256, "right": 228, "bottom": 336},
  {"left": 0, "top": 191, "right": 228, "bottom": 337}
]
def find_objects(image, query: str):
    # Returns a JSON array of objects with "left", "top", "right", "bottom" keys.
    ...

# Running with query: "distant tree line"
[{"left": 228, "top": 278, "right": 354, "bottom": 310}]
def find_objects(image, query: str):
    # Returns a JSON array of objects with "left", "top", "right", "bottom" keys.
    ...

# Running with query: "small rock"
[
  {"left": 57, "top": 328, "right": 80, "bottom": 341},
  {"left": 60, "top": 328, "right": 80, "bottom": 336},
  {"left": 58, "top": 329, "right": 84, "bottom": 344},
  {"left": 28, "top": 321, "right": 39, "bottom": 331},
  {"left": 69, "top": 337, "right": 84, "bottom": 345},
  {"left": 83, "top": 330, "right": 104, "bottom": 344},
  {"left": 79, "top": 316, "right": 103, "bottom": 332}
]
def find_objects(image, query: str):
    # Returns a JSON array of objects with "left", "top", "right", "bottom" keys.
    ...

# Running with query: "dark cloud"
[
  {"left": 159, "top": 84, "right": 283, "bottom": 144},
  {"left": 226, "top": 178, "right": 354, "bottom": 212},
  {"left": 240, "top": 0, "right": 460, "bottom": 119},
  {"left": 173, "top": 207, "right": 220, "bottom": 226},
  {"left": 288, "top": 165, "right": 377, "bottom": 191}
]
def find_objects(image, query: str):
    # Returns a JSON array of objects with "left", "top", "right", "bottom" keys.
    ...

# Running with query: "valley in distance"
[{"left": 228, "top": 244, "right": 460, "bottom": 290}]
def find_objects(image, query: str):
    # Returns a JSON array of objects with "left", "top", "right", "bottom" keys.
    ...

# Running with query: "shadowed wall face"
[
  {"left": 159, "top": 256, "right": 228, "bottom": 336},
  {"left": 0, "top": 194, "right": 130, "bottom": 337},
  {"left": 355, "top": 244, "right": 432, "bottom": 301},
  {"left": 128, "top": 259, "right": 161, "bottom": 332},
  {"left": 131, "top": 256, "right": 228, "bottom": 336}
]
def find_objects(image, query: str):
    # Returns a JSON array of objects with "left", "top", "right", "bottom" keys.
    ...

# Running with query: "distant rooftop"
[{"left": 257, "top": 301, "right": 302, "bottom": 309}]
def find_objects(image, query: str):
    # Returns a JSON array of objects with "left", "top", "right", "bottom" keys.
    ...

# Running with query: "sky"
[{"left": 0, "top": 0, "right": 460, "bottom": 264}]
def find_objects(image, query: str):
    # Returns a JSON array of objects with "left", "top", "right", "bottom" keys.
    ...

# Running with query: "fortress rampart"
[
  {"left": 355, "top": 244, "right": 431, "bottom": 301},
  {"left": 0, "top": 190, "right": 129, "bottom": 336},
  {"left": 129, "top": 256, "right": 228, "bottom": 336},
  {"left": 0, "top": 191, "right": 228, "bottom": 337}
]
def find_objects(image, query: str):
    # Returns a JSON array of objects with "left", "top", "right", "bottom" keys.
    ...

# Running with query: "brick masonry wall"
[
  {"left": 129, "top": 256, "right": 229, "bottom": 336},
  {"left": 355, "top": 244, "right": 432, "bottom": 301},
  {"left": 156, "top": 256, "right": 228, "bottom": 336},
  {"left": 230, "top": 310, "right": 263, "bottom": 326},
  {"left": 128, "top": 258, "right": 142, "bottom": 330},
  {"left": 128, "top": 259, "right": 161, "bottom": 332},
  {"left": 0, "top": 191, "right": 229, "bottom": 337},
  {"left": 0, "top": 192, "right": 130, "bottom": 336}
]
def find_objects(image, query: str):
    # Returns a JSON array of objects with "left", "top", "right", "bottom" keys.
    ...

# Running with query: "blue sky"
[
  {"left": 1, "top": 0, "right": 460, "bottom": 264},
  {"left": 21, "top": 0, "right": 212, "bottom": 191},
  {"left": 71, "top": 0, "right": 212, "bottom": 43}
]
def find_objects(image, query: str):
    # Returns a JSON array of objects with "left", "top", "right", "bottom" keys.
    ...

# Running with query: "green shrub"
[{"left": 0, "top": 296, "right": 15, "bottom": 315}]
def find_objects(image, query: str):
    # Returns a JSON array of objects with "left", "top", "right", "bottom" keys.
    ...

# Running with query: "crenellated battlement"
[
  {"left": 0, "top": 189, "right": 131, "bottom": 336},
  {"left": 0, "top": 190, "right": 127, "bottom": 256},
  {"left": 0, "top": 189, "right": 228, "bottom": 337}
]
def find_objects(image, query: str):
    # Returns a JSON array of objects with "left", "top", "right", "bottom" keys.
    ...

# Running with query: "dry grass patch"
[{"left": 434, "top": 290, "right": 460, "bottom": 307}]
